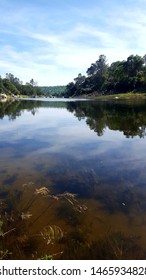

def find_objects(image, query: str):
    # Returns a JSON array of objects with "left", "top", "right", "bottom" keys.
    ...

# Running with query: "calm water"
[{"left": 0, "top": 98, "right": 146, "bottom": 259}]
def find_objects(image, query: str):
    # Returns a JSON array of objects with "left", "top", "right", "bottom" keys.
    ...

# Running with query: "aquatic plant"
[
  {"left": 0, "top": 220, "right": 14, "bottom": 259},
  {"left": 41, "top": 225, "right": 64, "bottom": 245},
  {"left": 58, "top": 192, "right": 88, "bottom": 213},
  {"left": 39, "top": 251, "right": 64, "bottom": 260},
  {"left": 0, "top": 250, "right": 12, "bottom": 260},
  {"left": 0, "top": 182, "right": 88, "bottom": 259},
  {"left": 61, "top": 230, "right": 143, "bottom": 260},
  {"left": 0, "top": 221, "right": 3, "bottom": 237},
  {"left": 21, "top": 212, "right": 32, "bottom": 220},
  {"left": 0, "top": 220, "right": 15, "bottom": 237},
  {"left": 35, "top": 187, "right": 50, "bottom": 196},
  {"left": 23, "top": 187, "right": 88, "bottom": 229},
  {"left": 21, "top": 186, "right": 50, "bottom": 213},
  {"left": 40, "top": 254, "right": 53, "bottom": 260},
  {"left": 56, "top": 203, "right": 83, "bottom": 226}
]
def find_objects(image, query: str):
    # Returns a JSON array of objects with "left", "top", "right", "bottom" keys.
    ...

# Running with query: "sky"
[{"left": 0, "top": 0, "right": 146, "bottom": 86}]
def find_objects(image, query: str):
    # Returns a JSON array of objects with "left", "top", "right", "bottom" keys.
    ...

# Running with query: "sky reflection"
[{"left": 0, "top": 99, "right": 146, "bottom": 191}]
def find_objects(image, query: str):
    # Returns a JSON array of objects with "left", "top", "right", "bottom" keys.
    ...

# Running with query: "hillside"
[{"left": 40, "top": 86, "right": 66, "bottom": 97}]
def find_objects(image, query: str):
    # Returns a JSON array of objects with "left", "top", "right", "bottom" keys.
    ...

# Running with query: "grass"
[
  {"left": 99, "top": 92, "right": 146, "bottom": 99},
  {"left": 80, "top": 92, "right": 146, "bottom": 100}
]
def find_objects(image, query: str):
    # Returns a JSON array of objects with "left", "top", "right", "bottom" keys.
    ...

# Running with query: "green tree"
[
  {"left": 74, "top": 73, "right": 86, "bottom": 86},
  {"left": 3, "top": 79, "right": 20, "bottom": 95},
  {"left": 86, "top": 55, "right": 108, "bottom": 92},
  {"left": 0, "top": 76, "right": 3, "bottom": 93},
  {"left": 29, "top": 78, "right": 37, "bottom": 87},
  {"left": 65, "top": 82, "right": 77, "bottom": 97}
]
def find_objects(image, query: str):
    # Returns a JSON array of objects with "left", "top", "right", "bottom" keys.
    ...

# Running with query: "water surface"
[{"left": 0, "top": 98, "right": 146, "bottom": 259}]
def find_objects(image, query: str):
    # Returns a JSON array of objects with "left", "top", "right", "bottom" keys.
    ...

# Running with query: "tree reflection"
[
  {"left": 67, "top": 100, "right": 146, "bottom": 138},
  {"left": 1, "top": 99, "right": 146, "bottom": 138},
  {"left": 0, "top": 100, "right": 66, "bottom": 120}
]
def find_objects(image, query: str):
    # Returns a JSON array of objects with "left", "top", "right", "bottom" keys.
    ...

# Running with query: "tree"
[
  {"left": 126, "top": 55, "right": 144, "bottom": 76},
  {"left": 29, "top": 79, "right": 37, "bottom": 87},
  {"left": 5, "top": 73, "right": 22, "bottom": 85},
  {"left": 65, "top": 82, "right": 77, "bottom": 97},
  {"left": 87, "top": 55, "right": 108, "bottom": 76},
  {"left": 86, "top": 55, "right": 108, "bottom": 92},
  {"left": 0, "top": 76, "right": 3, "bottom": 93},
  {"left": 2, "top": 79, "right": 19, "bottom": 95},
  {"left": 74, "top": 73, "right": 86, "bottom": 86}
]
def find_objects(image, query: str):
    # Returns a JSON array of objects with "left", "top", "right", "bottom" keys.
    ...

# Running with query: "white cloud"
[{"left": 1, "top": 0, "right": 146, "bottom": 85}]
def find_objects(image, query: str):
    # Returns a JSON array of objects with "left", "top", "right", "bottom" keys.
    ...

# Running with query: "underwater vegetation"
[
  {"left": 61, "top": 230, "right": 145, "bottom": 260},
  {"left": 41, "top": 225, "right": 64, "bottom": 245},
  {"left": 0, "top": 182, "right": 88, "bottom": 259},
  {"left": 0, "top": 181, "right": 146, "bottom": 260}
]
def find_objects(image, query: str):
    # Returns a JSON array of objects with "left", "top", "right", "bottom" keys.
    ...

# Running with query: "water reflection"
[
  {"left": 0, "top": 98, "right": 146, "bottom": 259},
  {"left": 67, "top": 100, "right": 146, "bottom": 138},
  {"left": 1, "top": 99, "right": 146, "bottom": 138}
]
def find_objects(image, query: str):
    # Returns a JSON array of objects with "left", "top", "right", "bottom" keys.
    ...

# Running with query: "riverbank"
[
  {"left": 0, "top": 93, "right": 20, "bottom": 102},
  {"left": 75, "top": 92, "right": 146, "bottom": 101}
]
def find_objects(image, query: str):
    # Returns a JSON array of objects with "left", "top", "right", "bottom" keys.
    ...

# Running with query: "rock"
[{"left": 0, "top": 93, "right": 7, "bottom": 101}]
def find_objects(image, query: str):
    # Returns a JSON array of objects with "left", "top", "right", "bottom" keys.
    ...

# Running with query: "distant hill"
[{"left": 40, "top": 86, "right": 66, "bottom": 97}]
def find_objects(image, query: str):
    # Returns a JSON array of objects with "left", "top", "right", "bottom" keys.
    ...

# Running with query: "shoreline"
[{"left": 72, "top": 92, "right": 146, "bottom": 101}]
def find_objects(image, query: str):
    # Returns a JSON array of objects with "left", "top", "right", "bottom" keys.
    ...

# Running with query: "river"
[{"left": 0, "top": 98, "right": 146, "bottom": 259}]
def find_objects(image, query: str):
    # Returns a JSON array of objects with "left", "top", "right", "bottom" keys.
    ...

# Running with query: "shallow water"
[{"left": 0, "top": 98, "right": 146, "bottom": 259}]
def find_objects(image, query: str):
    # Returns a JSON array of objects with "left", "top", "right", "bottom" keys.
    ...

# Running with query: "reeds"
[{"left": 0, "top": 182, "right": 88, "bottom": 259}]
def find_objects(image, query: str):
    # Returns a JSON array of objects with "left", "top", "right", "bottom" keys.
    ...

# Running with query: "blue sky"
[{"left": 0, "top": 0, "right": 146, "bottom": 86}]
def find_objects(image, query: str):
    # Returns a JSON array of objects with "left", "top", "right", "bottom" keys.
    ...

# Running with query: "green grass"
[
  {"left": 102, "top": 92, "right": 146, "bottom": 99},
  {"left": 81, "top": 92, "right": 146, "bottom": 100}
]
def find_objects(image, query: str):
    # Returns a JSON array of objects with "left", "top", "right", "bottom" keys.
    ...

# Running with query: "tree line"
[
  {"left": 65, "top": 54, "right": 146, "bottom": 97},
  {"left": 0, "top": 73, "right": 43, "bottom": 97},
  {"left": 0, "top": 73, "right": 67, "bottom": 98},
  {"left": 40, "top": 86, "right": 66, "bottom": 97}
]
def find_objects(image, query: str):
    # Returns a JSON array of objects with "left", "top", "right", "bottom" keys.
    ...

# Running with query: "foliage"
[
  {"left": 0, "top": 73, "right": 66, "bottom": 97},
  {"left": 65, "top": 54, "right": 146, "bottom": 97},
  {"left": 40, "top": 254, "right": 53, "bottom": 260},
  {"left": 2, "top": 78, "right": 19, "bottom": 95},
  {"left": 0, "top": 250, "right": 12, "bottom": 260},
  {"left": 1, "top": 53, "right": 146, "bottom": 98},
  {"left": 40, "top": 86, "right": 66, "bottom": 97},
  {"left": 0, "top": 74, "right": 44, "bottom": 97}
]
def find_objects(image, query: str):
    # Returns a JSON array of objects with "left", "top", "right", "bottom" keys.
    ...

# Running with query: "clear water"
[{"left": 0, "top": 98, "right": 146, "bottom": 259}]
